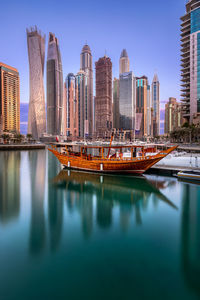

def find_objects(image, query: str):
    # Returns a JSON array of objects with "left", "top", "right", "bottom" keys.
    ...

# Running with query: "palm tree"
[
  {"left": 26, "top": 133, "right": 32, "bottom": 143},
  {"left": 1, "top": 134, "right": 10, "bottom": 143},
  {"left": 14, "top": 133, "right": 24, "bottom": 144}
]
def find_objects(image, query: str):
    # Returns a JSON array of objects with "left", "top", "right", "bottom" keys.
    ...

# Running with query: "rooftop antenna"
[{"left": 105, "top": 49, "right": 107, "bottom": 57}]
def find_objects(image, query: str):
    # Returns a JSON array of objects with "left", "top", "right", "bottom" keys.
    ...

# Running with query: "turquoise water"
[{"left": 0, "top": 149, "right": 200, "bottom": 300}]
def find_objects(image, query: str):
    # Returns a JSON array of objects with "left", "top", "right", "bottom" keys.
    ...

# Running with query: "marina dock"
[{"left": 0, "top": 144, "right": 46, "bottom": 151}]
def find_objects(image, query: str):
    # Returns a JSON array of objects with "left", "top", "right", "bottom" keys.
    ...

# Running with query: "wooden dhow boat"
[{"left": 48, "top": 140, "right": 178, "bottom": 175}]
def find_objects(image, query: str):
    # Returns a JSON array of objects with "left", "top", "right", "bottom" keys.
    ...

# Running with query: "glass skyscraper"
[
  {"left": 136, "top": 76, "right": 150, "bottom": 138},
  {"left": 47, "top": 32, "right": 63, "bottom": 136},
  {"left": 151, "top": 74, "right": 160, "bottom": 136},
  {"left": 181, "top": 0, "right": 200, "bottom": 124},
  {"left": 27, "top": 27, "right": 46, "bottom": 140},
  {"left": 119, "top": 72, "right": 136, "bottom": 130},
  {"left": 113, "top": 78, "right": 120, "bottom": 129},
  {"left": 76, "top": 71, "right": 88, "bottom": 138}
]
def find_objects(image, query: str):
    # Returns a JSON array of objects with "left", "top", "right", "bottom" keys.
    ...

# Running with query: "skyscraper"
[
  {"left": 61, "top": 82, "right": 66, "bottom": 136},
  {"left": 152, "top": 74, "right": 160, "bottom": 136},
  {"left": 80, "top": 44, "right": 93, "bottom": 137},
  {"left": 136, "top": 76, "right": 151, "bottom": 138},
  {"left": 76, "top": 70, "right": 88, "bottom": 138},
  {"left": 65, "top": 73, "right": 78, "bottom": 138},
  {"left": 119, "top": 72, "right": 136, "bottom": 131},
  {"left": 0, "top": 62, "right": 20, "bottom": 133},
  {"left": 146, "top": 84, "right": 152, "bottom": 136},
  {"left": 27, "top": 27, "right": 46, "bottom": 140},
  {"left": 95, "top": 56, "right": 112, "bottom": 138},
  {"left": 181, "top": 0, "right": 200, "bottom": 124},
  {"left": 119, "top": 49, "right": 130, "bottom": 74},
  {"left": 47, "top": 32, "right": 63, "bottom": 136},
  {"left": 165, "top": 98, "right": 183, "bottom": 134},
  {"left": 113, "top": 78, "right": 120, "bottom": 129}
]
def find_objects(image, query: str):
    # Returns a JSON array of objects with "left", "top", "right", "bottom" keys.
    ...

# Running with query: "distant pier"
[
  {"left": 146, "top": 165, "right": 199, "bottom": 176},
  {"left": 0, "top": 144, "right": 46, "bottom": 151},
  {"left": 156, "top": 144, "right": 200, "bottom": 153}
]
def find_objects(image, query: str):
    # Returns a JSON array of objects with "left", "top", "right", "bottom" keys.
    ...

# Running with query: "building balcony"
[
  {"left": 181, "top": 85, "right": 190, "bottom": 91},
  {"left": 181, "top": 82, "right": 190, "bottom": 87},
  {"left": 181, "top": 40, "right": 190, "bottom": 48},
  {"left": 181, "top": 88, "right": 190, "bottom": 93},
  {"left": 181, "top": 59, "right": 190, "bottom": 66},
  {"left": 180, "top": 20, "right": 190, "bottom": 28},
  {"left": 181, "top": 67, "right": 190, "bottom": 73},
  {"left": 181, "top": 51, "right": 190, "bottom": 59},
  {"left": 181, "top": 46, "right": 190, "bottom": 53},
  {"left": 181, "top": 28, "right": 190, "bottom": 36},
  {"left": 180, "top": 35, "right": 190, "bottom": 43},
  {"left": 181, "top": 55, "right": 190, "bottom": 62},
  {"left": 181, "top": 69, "right": 190, "bottom": 75},
  {"left": 180, "top": 12, "right": 190, "bottom": 22},
  {"left": 181, "top": 72, "right": 190, "bottom": 78},
  {"left": 181, "top": 102, "right": 190, "bottom": 107},
  {"left": 181, "top": 92, "right": 190, "bottom": 98},
  {"left": 181, "top": 79, "right": 190, "bottom": 84},
  {"left": 181, "top": 97, "right": 190, "bottom": 102},
  {"left": 180, "top": 28, "right": 190, "bottom": 36},
  {"left": 181, "top": 61, "right": 190, "bottom": 68},
  {"left": 191, "top": 2, "right": 200, "bottom": 11}
]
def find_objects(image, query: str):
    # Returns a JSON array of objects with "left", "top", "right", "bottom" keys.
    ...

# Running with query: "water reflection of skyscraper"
[
  {"left": 181, "top": 184, "right": 200, "bottom": 297},
  {"left": 0, "top": 151, "right": 21, "bottom": 224},
  {"left": 29, "top": 150, "right": 46, "bottom": 255},
  {"left": 96, "top": 190, "right": 113, "bottom": 229},
  {"left": 78, "top": 193, "right": 93, "bottom": 238},
  {"left": 53, "top": 170, "right": 177, "bottom": 235},
  {"left": 48, "top": 152, "right": 64, "bottom": 251}
]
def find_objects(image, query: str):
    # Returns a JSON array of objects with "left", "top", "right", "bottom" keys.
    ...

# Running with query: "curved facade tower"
[
  {"left": 80, "top": 44, "right": 93, "bottom": 137},
  {"left": 119, "top": 49, "right": 130, "bottom": 74},
  {"left": 47, "top": 32, "right": 63, "bottom": 135},
  {"left": 27, "top": 27, "right": 46, "bottom": 140}
]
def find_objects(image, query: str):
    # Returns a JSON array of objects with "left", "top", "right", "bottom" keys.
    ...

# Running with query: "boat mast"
[{"left": 107, "top": 132, "right": 114, "bottom": 158}]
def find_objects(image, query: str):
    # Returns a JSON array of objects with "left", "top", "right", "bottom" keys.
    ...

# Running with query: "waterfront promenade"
[
  {"left": 157, "top": 143, "right": 200, "bottom": 153},
  {"left": 0, "top": 143, "right": 46, "bottom": 151}
]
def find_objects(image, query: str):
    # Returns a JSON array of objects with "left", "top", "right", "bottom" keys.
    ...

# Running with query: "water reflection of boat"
[{"left": 53, "top": 170, "right": 177, "bottom": 209}]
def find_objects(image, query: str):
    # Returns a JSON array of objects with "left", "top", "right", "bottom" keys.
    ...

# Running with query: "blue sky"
[{"left": 1, "top": 0, "right": 185, "bottom": 107}]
